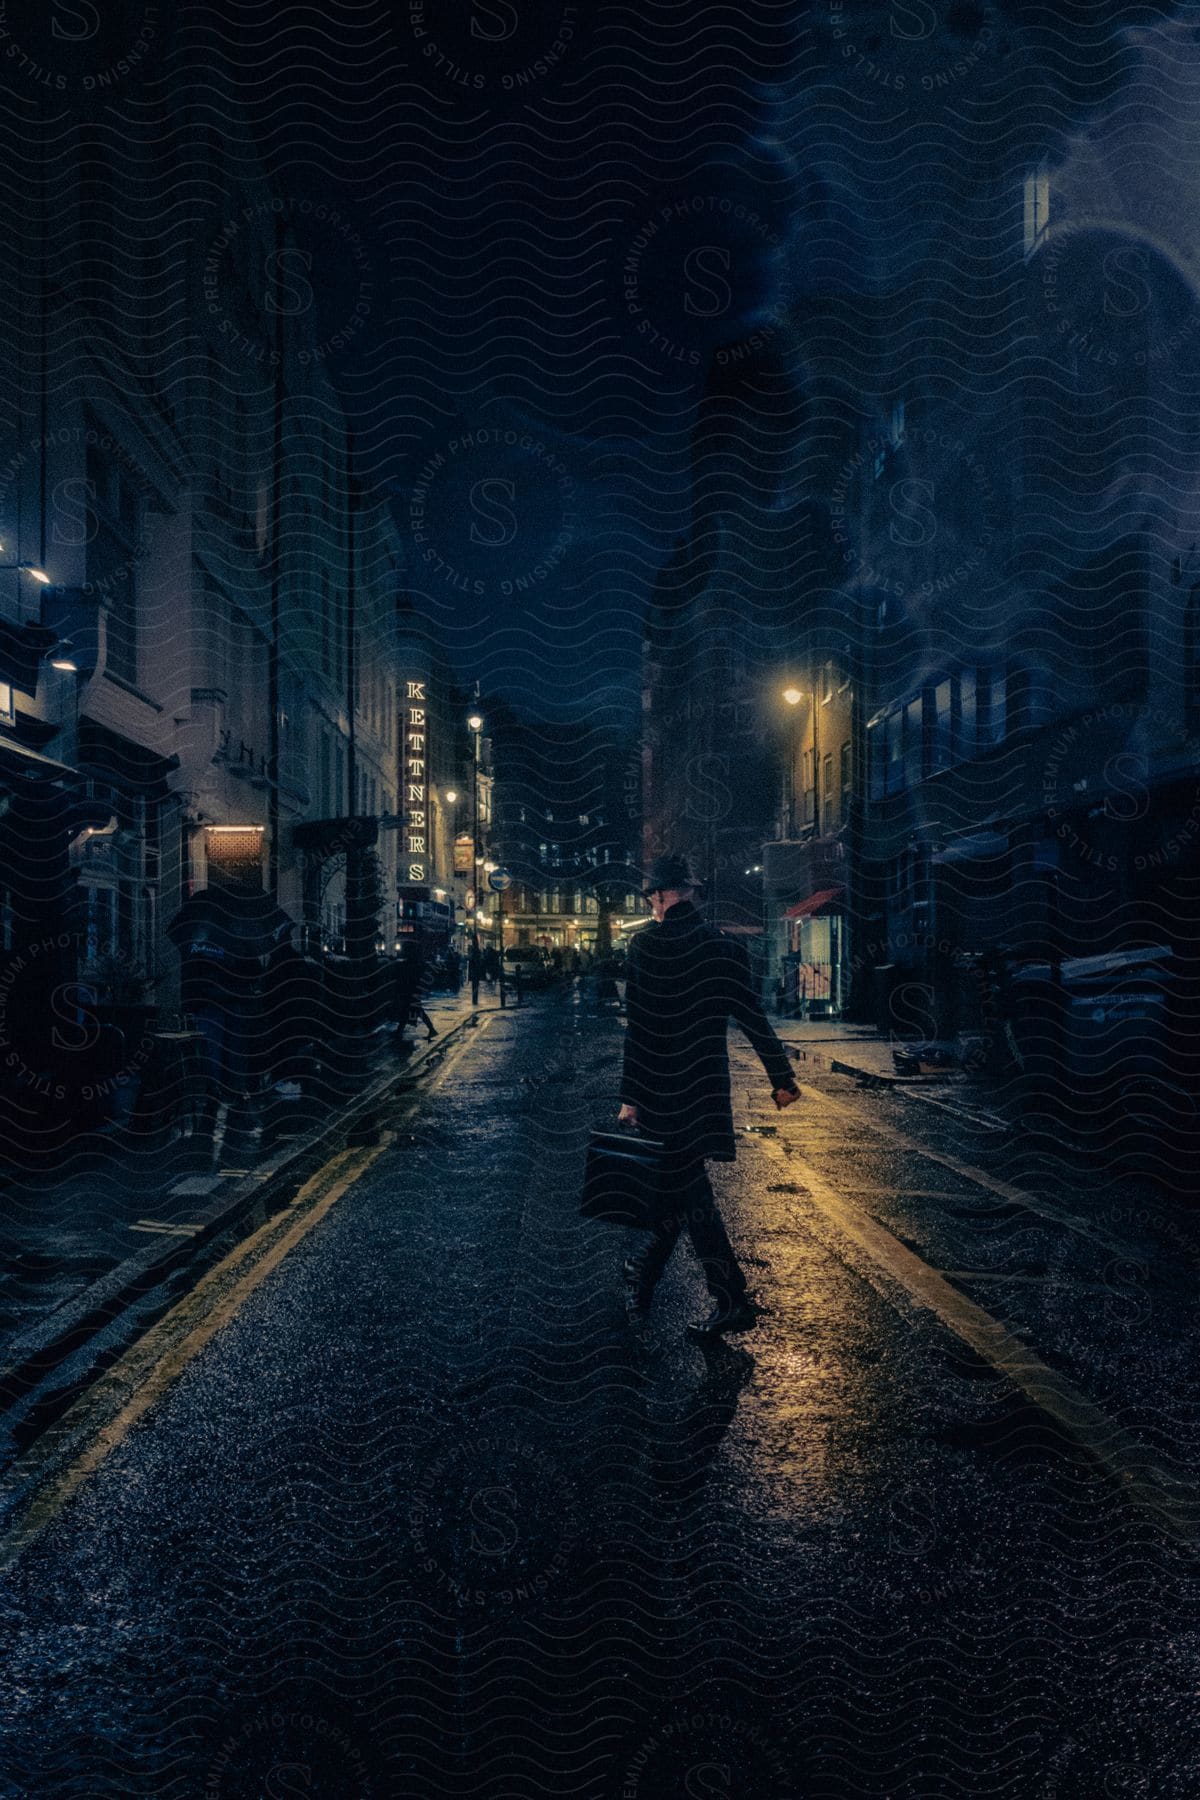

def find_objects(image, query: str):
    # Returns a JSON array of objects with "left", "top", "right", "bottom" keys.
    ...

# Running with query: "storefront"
[{"left": 781, "top": 886, "right": 845, "bottom": 1017}]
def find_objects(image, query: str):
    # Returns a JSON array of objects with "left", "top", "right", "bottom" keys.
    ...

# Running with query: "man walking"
[{"left": 618, "top": 853, "right": 799, "bottom": 1339}]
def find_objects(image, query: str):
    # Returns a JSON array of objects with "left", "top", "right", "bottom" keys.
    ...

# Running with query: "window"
[
  {"left": 1186, "top": 588, "right": 1200, "bottom": 735},
  {"left": 958, "top": 669, "right": 977, "bottom": 756},
  {"left": 931, "top": 679, "right": 953, "bottom": 771},
  {"left": 206, "top": 826, "right": 264, "bottom": 891},
  {"left": 886, "top": 709, "right": 904, "bottom": 796},
  {"left": 980, "top": 667, "right": 1006, "bottom": 746},
  {"left": 801, "top": 748, "right": 815, "bottom": 824},
  {"left": 822, "top": 755, "right": 835, "bottom": 833},
  {"left": 1024, "top": 161, "right": 1050, "bottom": 259},
  {"left": 82, "top": 431, "right": 143, "bottom": 687},
  {"left": 904, "top": 696, "right": 925, "bottom": 786},
  {"left": 840, "top": 741, "right": 852, "bottom": 819}
]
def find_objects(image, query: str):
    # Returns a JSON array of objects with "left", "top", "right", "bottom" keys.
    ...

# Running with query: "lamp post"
[
  {"left": 467, "top": 714, "right": 483, "bottom": 1002},
  {"left": 443, "top": 786, "right": 459, "bottom": 958},
  {"left": 782, "top": 686, "right": 803, "bottom": 836},
  {"left": 484, "top": 856, "right": 507, "bottom": 1008},
  {"left": 783, "top": 680, "right": 821, "bottom": 834}
]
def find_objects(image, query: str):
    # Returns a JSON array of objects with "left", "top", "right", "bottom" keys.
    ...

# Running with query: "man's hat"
[{"left": 641, "top": 852, "right": 699, "bottom": 897}]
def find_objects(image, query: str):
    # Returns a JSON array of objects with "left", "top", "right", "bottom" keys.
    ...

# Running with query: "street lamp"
[
  {"left": 782, "top": 682, "right": 820, "bottom": 836},
  {"left": 467, "top": 712, "right": 484, "bottom": 998},
  {"left": 0, "top": 560, "right": 50, "bottom": 584},
  {"left": 782, "top": 686, "right": 803, "bottom": 836}
]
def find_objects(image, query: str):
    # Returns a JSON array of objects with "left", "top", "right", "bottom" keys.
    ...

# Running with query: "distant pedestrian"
[
  {"left": 618, "top": 852, "right": 799, "bottom": 1339},
  {"left": 445, "top": 946, "right": 462, "bottom": 991},
  {"left": 483, "top": 944, "right": 500, "bottom": 984},
  {"left": 395, "top": 948, "right": 437, "bottom": 1042}
]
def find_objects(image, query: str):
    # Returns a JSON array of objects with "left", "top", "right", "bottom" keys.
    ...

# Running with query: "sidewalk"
[
  {"left": 0, "top": 988, "right": 501, "bottom": 1379},
  {"left": 777, "top": 1020, "right": 959, "bottom": 1086}
]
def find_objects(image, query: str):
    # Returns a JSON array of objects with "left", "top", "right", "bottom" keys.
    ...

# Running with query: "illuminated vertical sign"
[{"left": 403, "top": 679, "right": 429, "bottom": 885}]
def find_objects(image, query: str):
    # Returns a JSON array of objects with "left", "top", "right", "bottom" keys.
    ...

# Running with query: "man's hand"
[
  {"left": 617, "top": 1103, "right": 639, "bottom": 1127},
  {"left": 773, "top": 1087, "right": 799, "bottom": 1110}
]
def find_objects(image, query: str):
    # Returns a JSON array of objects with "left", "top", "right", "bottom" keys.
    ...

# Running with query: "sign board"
[
  {"left": 488, "top": 869, "right": 512, "bottom": 893},
  {"left": 465, "top": 887, "right": 476, "bottom": 911},
  {"left": 454, "top": 832, "right": 473, "bottom": 874},
  {"left": 402, "top": 679, "right": 429, "bottom": 884}
]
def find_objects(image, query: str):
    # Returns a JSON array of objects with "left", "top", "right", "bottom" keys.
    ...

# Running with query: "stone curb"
[{"left": 0, "top": 1013, "right": 480, "bottom": 1436}]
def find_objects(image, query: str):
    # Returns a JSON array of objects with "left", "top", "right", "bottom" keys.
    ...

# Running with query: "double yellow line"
[
  {"left": 0, "top": 1021, "right": 485, "bottom": 1572},
  {"left": 750, "top": 1091, "right": 1198, "bottom": 1551}
]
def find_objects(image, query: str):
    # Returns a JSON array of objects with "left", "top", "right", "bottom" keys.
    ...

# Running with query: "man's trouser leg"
[
  {"left": 633, "top": 1157, "right": 746, "bottom": 1305},
  {"left": 675, "top": 1161, "right": 746, "bottom": 1306}
]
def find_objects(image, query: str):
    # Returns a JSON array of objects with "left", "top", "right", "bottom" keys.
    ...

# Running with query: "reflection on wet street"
[{"left": 0, "top": 994, "right": 1196, "bottom": 1796}]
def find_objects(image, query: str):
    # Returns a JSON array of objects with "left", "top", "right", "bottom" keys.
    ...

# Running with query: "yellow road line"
[
  {"left": 0, "top": 1020, "right": 486, "bottom": 1573},
  {"left": 751, "top": 1130, "right": 1197, "bottom": 1548},
  {"left": 798, "top": 1084, "right": 1134, "bottom": 1258}
]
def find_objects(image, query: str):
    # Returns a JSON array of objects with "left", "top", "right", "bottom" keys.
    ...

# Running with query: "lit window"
[{"left": 1024, "top": 161, "right": 1050, "bottom": 259}]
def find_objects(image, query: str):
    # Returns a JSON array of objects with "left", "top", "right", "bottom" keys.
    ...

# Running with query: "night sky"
[{"left": 176, "top": 0, "right": 1181, "bottom": 732}]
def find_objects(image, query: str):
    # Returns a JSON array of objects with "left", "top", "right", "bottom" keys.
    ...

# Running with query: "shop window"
[{"left": 206, "top": 826, "right": 264, "bottom": 890}]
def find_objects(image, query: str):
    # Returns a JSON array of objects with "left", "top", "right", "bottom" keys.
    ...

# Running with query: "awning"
[
  {"left": 168, "top": 887, "right": 295, "bottom": 956},
  {"left": 0, "top": 733, "right": 75, "bottom": 780},
  {"left": 784, "top": 885, "right": 844, "bottom": 920}
]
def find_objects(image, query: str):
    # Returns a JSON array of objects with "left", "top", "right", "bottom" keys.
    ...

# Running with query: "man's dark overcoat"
[{"left": 620, "top": 900, "right": 796, "bottom": 1161}]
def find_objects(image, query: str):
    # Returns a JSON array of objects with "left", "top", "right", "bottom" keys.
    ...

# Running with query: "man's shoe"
[{"left": 686, "top": 1296, "right": 757, "bottom": 1340}]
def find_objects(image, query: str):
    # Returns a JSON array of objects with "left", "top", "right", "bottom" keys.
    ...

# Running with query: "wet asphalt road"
[{"left": 0, "top": 989, "right": 1196, "bottom": 1797}]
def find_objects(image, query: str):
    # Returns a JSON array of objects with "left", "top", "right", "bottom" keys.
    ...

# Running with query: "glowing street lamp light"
[
  {"left": 782, "top": 686, "right": 804, "bottom": 707},
  {"left": 0, "top": 559, "right": 50, "bottom": 584}
]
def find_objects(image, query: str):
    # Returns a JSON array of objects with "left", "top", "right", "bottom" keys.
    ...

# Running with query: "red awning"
[{"left": 784, "top": 885, "right": 845, "bottom": 920}]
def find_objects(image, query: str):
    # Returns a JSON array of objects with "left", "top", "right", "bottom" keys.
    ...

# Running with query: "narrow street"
[{"left": 0, "top": 989, "right": 1196, "bottom": 1797}]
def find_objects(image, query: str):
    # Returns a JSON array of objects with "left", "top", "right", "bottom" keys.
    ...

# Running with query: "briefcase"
[{"left": 580, "top": 1129, "right": 665, "bottom": 1230}]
